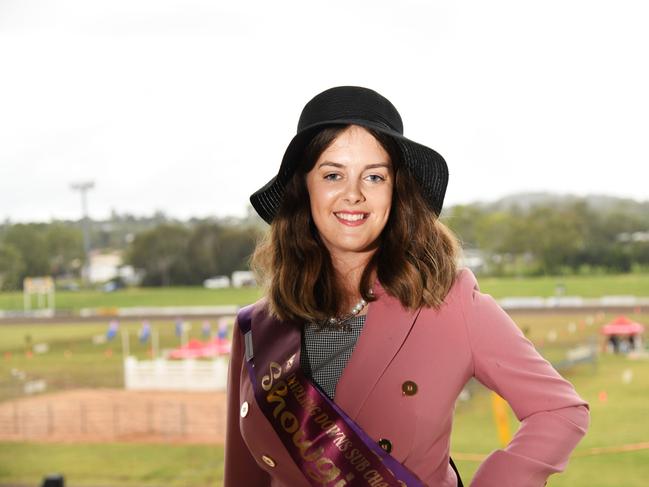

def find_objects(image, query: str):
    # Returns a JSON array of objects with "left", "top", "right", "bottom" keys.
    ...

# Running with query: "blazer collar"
[{"left": 334, "top": 281, "right": 421, "bottom": 418}]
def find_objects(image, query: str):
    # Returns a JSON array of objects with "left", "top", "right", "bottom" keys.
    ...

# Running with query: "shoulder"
[
  {"left": 374, "top": 267, "right": 480, "bottom": 312},
  {"left": 235, "top": 297, "right": 270, "bottom": 329},
  {"left": 410, "top": 267, "right": 482, "bottom": 326},
  {"left": 442, "top": 267, "right": 480, "bottom": 309},
  {"left": 441, "top": 268, "right": 509, "bottom": 327},
  {"left": 231, "top": 298, "right": 271, "bottom": 351}
]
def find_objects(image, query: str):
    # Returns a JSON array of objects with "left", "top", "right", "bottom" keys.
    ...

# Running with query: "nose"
[{"left": 343, "top": 177, "right": 365, "bottom": 204}]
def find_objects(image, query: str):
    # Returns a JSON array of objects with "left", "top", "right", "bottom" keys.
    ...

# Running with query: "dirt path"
[{"left": 0, "top": 388, "right": 227, "bottom": 444}]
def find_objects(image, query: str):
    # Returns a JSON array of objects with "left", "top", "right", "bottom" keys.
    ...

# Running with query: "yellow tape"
[{"left": 490, "top": 392, "right": 511, "bottom": 448}]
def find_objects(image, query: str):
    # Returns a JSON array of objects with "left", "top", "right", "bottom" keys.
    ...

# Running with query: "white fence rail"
[
  {"left": 124, "top": 357, "right": 229, "bottom": 391},
  {"left": 500, "top": 296, "right": 649, "bottom": 310}
]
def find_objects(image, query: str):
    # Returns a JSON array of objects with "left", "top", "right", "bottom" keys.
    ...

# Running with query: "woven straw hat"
[{"left": 250, "top": 86, "right": 448, "bottom": 224}]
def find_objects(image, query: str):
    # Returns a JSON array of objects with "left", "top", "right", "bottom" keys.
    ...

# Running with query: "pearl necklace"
[{"left": 320, "top": 292, "right": 372, "bottom": 330}]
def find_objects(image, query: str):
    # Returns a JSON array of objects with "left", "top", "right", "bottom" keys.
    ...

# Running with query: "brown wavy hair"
[{"left": 251, "top": 125, "right": 461, "bottom": 324}]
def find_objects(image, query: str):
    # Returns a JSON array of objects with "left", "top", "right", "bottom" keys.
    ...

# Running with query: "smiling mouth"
[{"left": 334, "top": 212, "right": 369, "bottom": 223}]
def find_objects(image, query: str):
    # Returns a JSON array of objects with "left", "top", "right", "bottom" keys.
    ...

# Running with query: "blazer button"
[
  {"left": 261, "top": 454, "right": 276, "bottom": 468},
  {"left": 240, "top": 401, "right": 249, "bottom": 418},
  {"left": 378, "top": 438, "right": 392, "bottom": 453},
  {"left": 401, "top": 380, "right": 418, "bottom": 396}
]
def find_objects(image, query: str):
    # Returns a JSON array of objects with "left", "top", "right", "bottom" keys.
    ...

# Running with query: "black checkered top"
[{"left": 300, "top": 314, "right": 367, "bottom": 400}]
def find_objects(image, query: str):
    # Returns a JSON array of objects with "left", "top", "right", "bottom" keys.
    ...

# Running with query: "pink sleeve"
[
  {"left": 224, "top": 316, "right": 271, "bottom": 487},
  {"left": 460, "top": 279, "right": 589, "bottom": 487}
]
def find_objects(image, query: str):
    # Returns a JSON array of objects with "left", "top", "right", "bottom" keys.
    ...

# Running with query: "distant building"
[
  {"left": 88, "top": 251, "right": 140, "bottom": 285},
  {"left": 459, "top": 248, "right": 486, "bottom": 274},
  {"left": 232, "top": 270, "right": 256, "bottom": 288},
  {"left": 203, "top": 276, "right": 231, "bottom": 289},
  {"left": 88, "top": 251, "right": 122, "bottom": 283},
  {"left": 617, "top": 231, "right": 649, "bottom": 242}
]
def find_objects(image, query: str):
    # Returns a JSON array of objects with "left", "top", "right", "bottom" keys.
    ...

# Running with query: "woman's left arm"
[{"left": 460, "top": 280, "right": 590, "bottom": 487}]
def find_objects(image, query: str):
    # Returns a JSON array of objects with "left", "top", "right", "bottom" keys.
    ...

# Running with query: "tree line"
[
  {"left": 128, "top": 223, "right": 261, "bottom": 286},
  {"left": 0, "top": 223, "right": 83, "bottom": 291},
  {"left": 0, "top": 219, "right": 262, "bottom": 290},
  {"left": 0, "top": 196, "right": 648, "bottom": 290},
  {"left": 446, "top": 199, "right": 649, "bottom": 275}
]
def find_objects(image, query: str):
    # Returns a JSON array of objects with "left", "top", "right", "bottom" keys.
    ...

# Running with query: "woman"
[{"left": 225, "top": 86, "right": 589, "bottom": 487}]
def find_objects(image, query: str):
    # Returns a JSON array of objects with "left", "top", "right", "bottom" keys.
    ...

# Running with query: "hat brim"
[{"left": 250, "top": 119, "right": 448, "bottom": 224}]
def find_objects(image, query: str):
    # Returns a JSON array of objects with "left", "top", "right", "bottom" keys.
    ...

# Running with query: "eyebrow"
[{"left": 317, "top": 161, "right": 391, "bottom": 170}]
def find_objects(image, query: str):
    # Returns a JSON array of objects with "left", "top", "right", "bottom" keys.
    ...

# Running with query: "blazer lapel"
[{"left": 334, "top": 282, "right": 421, "bottom": 418}]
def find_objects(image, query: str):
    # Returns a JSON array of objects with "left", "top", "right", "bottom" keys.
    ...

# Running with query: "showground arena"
[{"left": 1, "top": 304, "right": 648, "bottom": 486}]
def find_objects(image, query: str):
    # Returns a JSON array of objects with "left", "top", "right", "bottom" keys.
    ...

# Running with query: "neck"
[{"left": 329, "top": 250, "right": 376, "bottom": 308}]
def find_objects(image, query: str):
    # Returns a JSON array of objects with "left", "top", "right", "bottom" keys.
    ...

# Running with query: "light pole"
[{"left": 70, "top": 181, "right": 94, "bottom": 285}]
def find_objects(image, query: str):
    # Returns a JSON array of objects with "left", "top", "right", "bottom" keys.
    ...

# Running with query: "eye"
[
  {"left": 365, "top": 174, "right": 386, "bottom": 183},
  {"left": 324, "top": 173, "right": 342, "bottom": 181}
]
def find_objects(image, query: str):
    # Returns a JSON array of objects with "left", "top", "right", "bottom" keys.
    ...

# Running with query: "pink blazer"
[{"left": 225, "top": 268, "right": 589, "bottom": 487}]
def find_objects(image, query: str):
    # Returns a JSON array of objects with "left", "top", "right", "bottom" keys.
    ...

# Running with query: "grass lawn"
[
  {"left": 0, "top": 286, "right": 263, "bottom": 313},
  {"left": 1, "top": 351, "right": 647, "bottom": 487},
  {"left": 0, "top": 319, "right": 236, "bottom": 402},
  {"left": 451, "top": 353, "right": 649, "bottom": 486},
  {"left": 448, "top": 310, "right": 649, "bottom": 486},
  {"left": 0, "top": 442, "right": 224, "bottom": 487},
  {"left": 1, "top": 272, "right": 649, "bottom": 313},
  {"left": 1, "top": 312, "right": 648, "bottom": 486},
  {"left": 476, "top": 272, "right": 649, "bottom": 298}
]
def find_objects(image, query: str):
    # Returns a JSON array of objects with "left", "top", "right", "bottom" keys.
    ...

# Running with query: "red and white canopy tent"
[
  {"left": 600, "top": 316, "right": 645, "bottom": 336},
  {"left": 168, "top": 338, "right": 232, "bottom": 359}
]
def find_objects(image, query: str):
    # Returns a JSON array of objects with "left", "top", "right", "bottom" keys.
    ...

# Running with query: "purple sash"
[{"left": 238, "top": 305, "right": 425, "bottom": 487}]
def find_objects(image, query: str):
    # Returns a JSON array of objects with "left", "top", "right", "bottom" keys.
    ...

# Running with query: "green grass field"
[
  {"left": 1, "top": 272, "right": 649, "bottom": 313},
  {"left": 0, "top": 442, "right": 224, "bottom": 487},
  {"left": 0, "top": 286, "right": 263, "bottom": 313},
  {"left": 475, "top": 272, "right": 649, "bottom": 298},
  {"left": 1, "top": 311, "right": 648, "bottom": 486},
  {"left": 451, "top": 353, "right": 649, "bottom": 486},
  {"left": 0, "top": 319, "right": 236, "bottom": 401}
]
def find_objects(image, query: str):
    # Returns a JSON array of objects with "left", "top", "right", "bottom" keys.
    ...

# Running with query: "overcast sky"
[{"left": 1, "top": 0, "right": 647, "bottom": 223}]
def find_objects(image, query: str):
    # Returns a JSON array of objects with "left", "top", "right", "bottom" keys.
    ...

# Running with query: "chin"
[{"left": 332, "top": 239, "right": 380, "bottom": 255}]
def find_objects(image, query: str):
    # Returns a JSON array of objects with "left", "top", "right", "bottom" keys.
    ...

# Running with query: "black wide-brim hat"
[{"left": 250, "top": 86, "right": 448, "bottom": 224}]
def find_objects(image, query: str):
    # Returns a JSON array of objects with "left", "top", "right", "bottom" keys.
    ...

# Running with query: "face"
[{"left": 305, "top": 125, "right": 394, "bottom": 263}]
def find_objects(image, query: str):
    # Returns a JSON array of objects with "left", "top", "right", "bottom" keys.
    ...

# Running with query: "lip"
[{"left": 334, "top": 211, "right": 369, "bottom": 226}]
